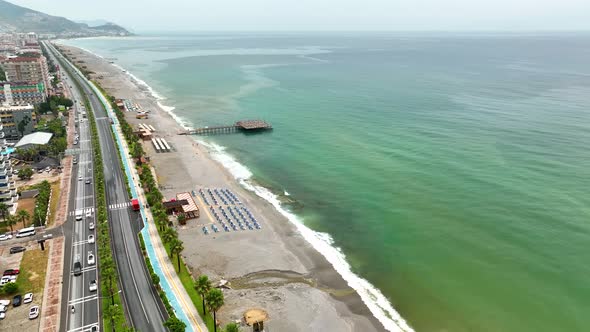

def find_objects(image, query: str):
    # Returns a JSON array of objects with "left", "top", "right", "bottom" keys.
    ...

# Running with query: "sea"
[{"left": 61, "top": 32, "right": 590, "bottom": 332}]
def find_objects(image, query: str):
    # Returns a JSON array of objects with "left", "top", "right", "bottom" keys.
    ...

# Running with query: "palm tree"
[
  {"left": 0, "top": 203, "right": 8, "bottom": 222},
  {"left": 6, "top": 214, "right": 16, "bottom": 233},
  {"left": 194, "top": 275, "right": 212, "bottom": 315},
  {"left": 169, "top": 238, "right": 184, "bottom": 271},
  {"left": 17, "top": 210, "right": 30, "bottom": 228},
  {"left": 206, "top": 288, "right": 225, "bottom": 332},
  {"left": 162, "top": 227, "right": 177, "bottom": 244}
]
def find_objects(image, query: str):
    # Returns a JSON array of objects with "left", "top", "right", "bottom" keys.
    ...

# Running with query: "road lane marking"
[{"left": 68, "top": 294, "right": 98, "bottom": 305}]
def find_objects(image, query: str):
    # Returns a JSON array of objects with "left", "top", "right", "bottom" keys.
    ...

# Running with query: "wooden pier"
[{"left": 180, "top": 120, "right": 272, "bottom": 135}]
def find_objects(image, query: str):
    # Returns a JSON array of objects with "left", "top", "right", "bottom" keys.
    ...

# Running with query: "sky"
[{"left": 8, "top": 0, "right": 590, "bottom": 32}]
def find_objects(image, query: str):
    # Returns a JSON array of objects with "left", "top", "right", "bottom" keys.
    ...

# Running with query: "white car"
[
  {"left": 0, "top": 233, "right": 12, "bottom": 241},
  {"left": 29, "top": 305, "right": 39, "bottom": 319},
  {"left": 0, "top": 311, "right": 4, "bottom": 320},
  {"left": 87, "top": 234, "right": 94, "bottom": 243},
  {"left": 89, "top": 280, "right": 98, "bottom": 292},
  {"left": 86, "top": 210, "right": 92, "bottom": 218},
  {"left": 89, "top": 222, "right": 95, "bottom": 230},
  {"left": 0, "top": 276, "right": 16, "bottom": 286},
  {"left": 23, "top": 293, "right": 33, "bottom": 304},
  {"left": 0, "top": 300, "right": 9, "bottom": 306},
  {"left": 0, "top": 304, "right": 6, "bottom": 313},
  {"left": 78, "top": 176, "right": 82, "bottom": 181},
  {"left": 87, "top": 252, "right": 95, "bottom": 265}
]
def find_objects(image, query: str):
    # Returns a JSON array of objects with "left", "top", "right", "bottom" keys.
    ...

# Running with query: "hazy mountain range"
[{"left": 0, "top": 0, "right": 131, "bottom": 37}]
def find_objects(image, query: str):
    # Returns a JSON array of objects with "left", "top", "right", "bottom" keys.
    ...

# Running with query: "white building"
[{"left": 0, "top": 122, "right": 17, "bottom": 210}]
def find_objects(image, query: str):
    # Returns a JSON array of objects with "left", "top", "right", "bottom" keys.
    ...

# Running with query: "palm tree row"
[{"left": 195, "top": 275, "right": 227, "bottom": 332}]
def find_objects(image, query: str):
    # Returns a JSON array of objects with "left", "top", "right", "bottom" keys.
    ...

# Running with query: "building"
[
  {"left": 0, "top": 104, "right": 36, "bottom": 140},
  {"left": 15, "top": 131, "right": 52, "bottom": 150},
  {"left": 0, "top": 122, "right": 18, "bottom": 209},
  {"left": 0, "top": 82, "right": 46, "bottom": 105},
  {"left": 0, "top": 54, "right": 50, "bottom": 95}
]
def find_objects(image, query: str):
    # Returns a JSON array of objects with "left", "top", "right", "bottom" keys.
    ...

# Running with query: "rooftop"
[{"left": 15, "top": 132, "right": 53, "bottom": 148}]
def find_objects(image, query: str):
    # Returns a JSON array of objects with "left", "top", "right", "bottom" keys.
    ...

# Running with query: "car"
[
  {"left": 90, "top": 325, "right": 98, "bottom": 332},
  {"left": 12, "top": 294, "right": 21, "bottom": 307},
  {"left": 0, "top": 276, "right": 16, "bottom": 286},
  {"left": 3, "top": 269, "right": 19, "bottom": 276},
  {"left": 86, "top": 210, "right": 92, "bottom": 218},
  {"left": 45, "top": 166, "right": 51, "bottom": 172},
  {"left": 85, "top": 179, "right": 91, "bottom": 184},
  {"left": 29, "top": 305, "right": 39, "bottom": 319},
  {"left": 0, "top": 312, "right": 4, "bottom": 320},
  {"left": 72, "top": 158, "right": 78, "bottom": 164},
  {"left": 78, "top": 176, "right": 82, "bottom": 181},
  {"left": 0, "top": 304, "right": 6, "bottom": 313},
  {"left": 0, "top": 233, "right": 12, "bottom": 241},
  {"left": 23, "top": 293, "right": 33, "bottom": 304},
  {"left": 74, "top": 140, "right": 78, "bottom": 145},
  {"left": 87, "top": 234, "right": 94, "bottom": 243},
  {"left": 73, "top": 261, "right": 82, "bottom": 276},
  {"left": 89, "top": 280, "right": 97, "bottom": 292},
  {"left": 87, "top": 252, "right": 95, "bottom": 265},
  {"left": 89, "top": 222, "right": 95, "bottom": 230},
  {"left": 0, "top": 300, "right": 10, "bottom": 306},
  {"left": 43, "top": 233, "right": 53, "bottom": 239},
  {"left": 9, "top": 246, "right": 26, "bottom": 254}
]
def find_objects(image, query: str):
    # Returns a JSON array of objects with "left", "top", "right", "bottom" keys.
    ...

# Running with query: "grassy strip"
[
  {"left": 47, "top": 180, "right": 61, "bottom": 227},
  {"left": 15, "top": 245, "right": 50, "bottom": 295},
  {"left": 53, "top": 45, "right": 128, "bottom": 330}
]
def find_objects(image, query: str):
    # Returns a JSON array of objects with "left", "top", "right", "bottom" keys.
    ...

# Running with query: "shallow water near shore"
[{"left": 62, "top": 33, "right": 590, "bottom": 332}]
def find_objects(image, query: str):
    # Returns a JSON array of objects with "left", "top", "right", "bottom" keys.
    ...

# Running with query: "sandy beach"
[{"left": 58, "top": 44, "right": 385, "bottom": 332}]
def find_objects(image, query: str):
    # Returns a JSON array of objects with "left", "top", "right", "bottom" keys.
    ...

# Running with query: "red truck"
[{"left": 131, "top": 198, "right": 140, "bottom": 211}]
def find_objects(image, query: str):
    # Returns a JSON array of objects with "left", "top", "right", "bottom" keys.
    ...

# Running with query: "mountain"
[{"left": 0, "top": 0, "right": 131, "bottom": 37}]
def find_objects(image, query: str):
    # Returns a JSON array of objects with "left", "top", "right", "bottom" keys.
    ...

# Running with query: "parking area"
[{"left": 0, "top": 242, "right": 48, "bottom": 331}]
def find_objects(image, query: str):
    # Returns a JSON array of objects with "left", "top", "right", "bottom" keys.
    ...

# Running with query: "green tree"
[
  {"left": 17, "top": 210, "right": 30, "bottom": 228},
  {"left": 164, "top": 316, "right": 186, "bottom": 332},
  {"left": 6, "top": 214, "right": 16, "bottom": 233},
  {"left": 194, "top": 275, "right": 212, "bottom": 315},
  {"left": 102, "top": 258, "right": 117, "bottom": 305},
  {"left": 206, "top": 288, "right": 225, "bottom": 332},
  {"left": 17, "top": 115, "right": 31, "bottom": 137},
  {"left": 18, "top": 167, "right": 34, "bottom": 180},
  {"left": 0, "top": 203, "right": 8, "bottom": 222},
  {"left": 162, "top": 227, "right": 177, "bottom": 244},
  {"left": 104, "top": 304, "right": 123, "bottom": 331},
  {"left": 169, "top": 238, "right": 184, "bottom": 271},
  {"left": 177, "top": 213, "right": 186, "bottom": 225},
  {"left": 225, "top": 322, "right": 240, "bottom": 332},
  {"left": 3, "top": 282, "right": 19, "bottom": 294}
]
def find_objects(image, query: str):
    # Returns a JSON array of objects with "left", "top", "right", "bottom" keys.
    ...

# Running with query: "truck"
[{"left": 131, "top": 198, "right": 140, "bottom": 211}]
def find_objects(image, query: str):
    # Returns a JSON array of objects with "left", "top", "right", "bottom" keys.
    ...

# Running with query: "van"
[{"left": 73, "top": 261, "right": 82, "bottom": 276}]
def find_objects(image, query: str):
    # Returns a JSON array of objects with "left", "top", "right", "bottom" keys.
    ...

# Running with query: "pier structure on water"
[{"left": 180, "top": 120, "right": 272, "bottom": 135}]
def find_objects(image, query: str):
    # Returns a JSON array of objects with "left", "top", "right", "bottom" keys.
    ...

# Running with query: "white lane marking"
[{"left": 68, "top": 294, "right": 98, "bottom": 305}]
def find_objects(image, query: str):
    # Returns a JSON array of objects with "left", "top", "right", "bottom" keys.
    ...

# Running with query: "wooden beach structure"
[{"left": 180, "top": 120, "right": 272, "bottom": 135}]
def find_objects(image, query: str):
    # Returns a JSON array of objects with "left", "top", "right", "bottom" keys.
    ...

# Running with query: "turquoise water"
[{"left": 63, "top": 33, "right": 590, "bottom": 332}]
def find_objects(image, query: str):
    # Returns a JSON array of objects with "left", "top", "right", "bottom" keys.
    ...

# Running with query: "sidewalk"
[{"left": 90, "top": 81, "right": 207, "bottom": 331}]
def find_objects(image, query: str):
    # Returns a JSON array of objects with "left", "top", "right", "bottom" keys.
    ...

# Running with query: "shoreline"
[{"left": 57, "top": 42, "right": 412, "bottom": 332}]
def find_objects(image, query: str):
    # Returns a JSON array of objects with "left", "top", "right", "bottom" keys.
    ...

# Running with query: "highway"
[
  {"left": 44, "top": 42, "right": 167, "bottom": 332},
  {"left": 47, "top": 46, "right": 100, "bottom": 332}
]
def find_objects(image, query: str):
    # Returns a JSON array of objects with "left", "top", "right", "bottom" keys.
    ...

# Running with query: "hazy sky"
[{"left": 9, "top": 0, "right": 590, "bottom": 32}]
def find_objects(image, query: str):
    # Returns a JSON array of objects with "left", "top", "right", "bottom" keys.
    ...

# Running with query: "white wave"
[
  {"left": 197, "top": 142, "right": 415, "bottom": 332},
  {"left": 284, "top": 190, "right": 290, "bottom": 196}
]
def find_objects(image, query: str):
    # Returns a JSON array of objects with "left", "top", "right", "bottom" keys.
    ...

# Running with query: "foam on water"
[{"left": 198, "top": 140, "right": 414, "bottom": 332}]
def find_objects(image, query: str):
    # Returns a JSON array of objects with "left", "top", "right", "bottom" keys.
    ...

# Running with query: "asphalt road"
[
  {"left": 46, "top": 44, "right": 100, "bottom": 332},
  {"left": 45, "top": 42, "right": 167, "bottom": 332}
]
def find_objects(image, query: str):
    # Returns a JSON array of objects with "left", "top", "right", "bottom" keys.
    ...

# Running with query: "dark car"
[
  {"left": 73, "top": 261, "right": 82, "bottom": 276},
  {"left": 9, "top": 246, "right": 26, "bottom": 254},
  {"left": 2, "top": 269, "right": 19, "bottom": 276},
  {"left": 12, "top": 294, "right": 22, "bottom": 307}
]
